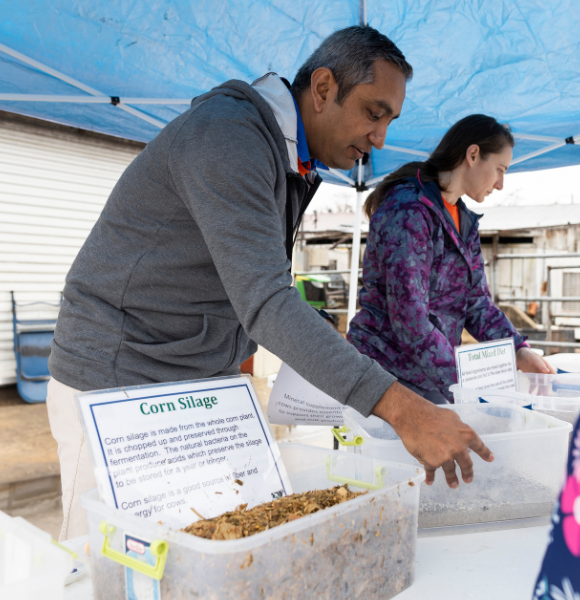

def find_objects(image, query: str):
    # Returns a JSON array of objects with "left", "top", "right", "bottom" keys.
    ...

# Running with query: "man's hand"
[
  {"left": 372, "top": 382, "right": 494, "bottom": 488},
  {"left": 516, "top": 347, "right": 556, "bottom": 375}
]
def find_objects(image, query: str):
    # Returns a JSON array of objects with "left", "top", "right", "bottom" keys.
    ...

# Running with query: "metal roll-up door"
[{"left": 0, "top": 115, "right": 143, "bottom": 385}]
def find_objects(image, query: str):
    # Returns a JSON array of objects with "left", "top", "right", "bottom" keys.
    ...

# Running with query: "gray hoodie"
[{"left": 49, "top": 74, "right": 397, "bottom": 416}]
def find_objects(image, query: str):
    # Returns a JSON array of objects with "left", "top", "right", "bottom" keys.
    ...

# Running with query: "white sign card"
[
  {"left": 77, "top": 375, "right": 292, "bottom": 528},
  {"left": 455, "top": 337, "right": 518, "bottom": 391},
  {"left": 267, "top": 363, "right": 343, "bottom": 426}
]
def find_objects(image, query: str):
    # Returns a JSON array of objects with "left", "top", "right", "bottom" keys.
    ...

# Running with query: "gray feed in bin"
[
  {"left": 82, "top": 444, "right": 425, "bottom": 600},
  {"left": 343, "top": 404, "right": 571, "bottom": 529}
]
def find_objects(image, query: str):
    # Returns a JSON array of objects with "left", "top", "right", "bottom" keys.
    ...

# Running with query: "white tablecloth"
[
  {"left": 399, "top": 525, "right": 549, "bottom": 599},
  {"left": 64, "top": 524, "right": 550, "bottom": 599}
]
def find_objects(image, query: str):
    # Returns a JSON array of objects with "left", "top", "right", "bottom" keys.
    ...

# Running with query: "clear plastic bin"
[
  {"left": 544, "top": 353, "right": 580, "bottom": 374},
  {"left": 0, "top": 510, "right": 73, "bottom": 600},
  {"left": 82, "top": 443, "right": 424, "bottom": 600},
  {"left": 343, "top": 404, "right": 571, "bottom": 528},
  {"left": 450, "top": 372, "right": 580, "bottom": 427}
]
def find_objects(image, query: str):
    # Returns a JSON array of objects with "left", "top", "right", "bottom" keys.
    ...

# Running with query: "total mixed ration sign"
[
  {"left": 77, "top": 376, "right": 291, "bottom": 528},
  {"left": 455, "top": 338, "right": 518, "bottom": 392}
]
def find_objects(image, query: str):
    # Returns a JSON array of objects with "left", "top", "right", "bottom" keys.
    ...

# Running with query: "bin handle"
[
  {"left": 325, "top": 456, "right": 384, "bottom": 491},
  {"left": 99, "top": 521, "right": 168, "bottom": 581},
  {"left": 331, "top": 425, "right": 364, "bottom": 447},
  {"left": 51, "top": 539, "right": 77, "bottom": 560}
]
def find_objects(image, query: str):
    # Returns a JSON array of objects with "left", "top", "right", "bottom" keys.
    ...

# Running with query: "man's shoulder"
[
  {"left": 175, "top": 93, "right": 264, "bottom": 137},
  {"left": 163, "top": 91, "right": 278, "bottom": 170}
]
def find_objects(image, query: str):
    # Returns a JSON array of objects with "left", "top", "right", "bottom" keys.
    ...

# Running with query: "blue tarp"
[{"left": 1, "top": 0, "right": 579, "bottom": 185}]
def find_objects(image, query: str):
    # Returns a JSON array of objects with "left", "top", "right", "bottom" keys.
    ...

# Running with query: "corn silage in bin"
[
  {"left": 76, "top": 376, "right": 426, "bottom": 599},
  {"left": 82, "top": 444, "right": 425, "bottom": 599}
]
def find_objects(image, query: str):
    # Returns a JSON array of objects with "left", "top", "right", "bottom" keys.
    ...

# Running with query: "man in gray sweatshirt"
[{"left": 48, "top": 26, "right": 493, "bottom": 539}]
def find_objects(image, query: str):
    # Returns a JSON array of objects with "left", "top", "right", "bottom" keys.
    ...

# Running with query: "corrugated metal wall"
[{"left": 0, "top": 116, "right": 142, "bottom": 384}]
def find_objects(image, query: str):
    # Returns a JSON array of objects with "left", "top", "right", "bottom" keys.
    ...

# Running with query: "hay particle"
[{"left": 240, "top": 553, "right": 253, "bottom": 569}]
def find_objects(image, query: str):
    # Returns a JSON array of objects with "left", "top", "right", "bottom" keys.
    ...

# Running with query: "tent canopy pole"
[
  {"left": 359, "top": 0, "right": 367, "bottom": 26},
  {"left": 347, "top": 159, "right": 364, "bottom": 326}
]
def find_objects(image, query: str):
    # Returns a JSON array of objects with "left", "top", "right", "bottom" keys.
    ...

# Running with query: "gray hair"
[{"left": 292, "top": 26, "right": 413, "bottom": 105}]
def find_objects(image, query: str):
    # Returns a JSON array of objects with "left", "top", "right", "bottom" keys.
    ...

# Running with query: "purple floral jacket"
[{"left": 347, "top": 174, "right": 526, "bottom": 400}]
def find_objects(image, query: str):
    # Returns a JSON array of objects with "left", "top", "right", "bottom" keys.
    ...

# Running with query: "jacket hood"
[
  {"left": 409, "top": 175, "right": 482, "bottom": 242},
  {"left": 190, "top": 77, "right": 293, "bottom": 174}
]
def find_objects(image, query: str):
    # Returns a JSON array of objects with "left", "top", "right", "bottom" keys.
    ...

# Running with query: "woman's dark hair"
[{"left": 364, "top": 114, "right": 515, "bottom": 218}]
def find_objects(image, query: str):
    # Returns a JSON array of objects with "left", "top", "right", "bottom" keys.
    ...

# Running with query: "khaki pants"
[{"left": 46, "top": 377, "right": 96, "bottom": 541}]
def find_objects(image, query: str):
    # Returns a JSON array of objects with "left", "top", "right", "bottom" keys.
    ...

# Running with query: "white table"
[
  {"left": 64, "top": 524, "right": 549, "bottom": 599},
  {"left": 399, "top": 524, "right": 549, "bottom": 599}
]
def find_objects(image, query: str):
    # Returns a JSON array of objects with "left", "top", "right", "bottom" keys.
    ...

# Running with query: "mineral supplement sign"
[
  {"left": 77, "top": 376, "right": 291, "bottom": 528},
  {"left": 455, "top": 338, "right": 518, "bottom": 391},
  {"left": 268, "top": 363, "right": 344, "bottom": 426}
]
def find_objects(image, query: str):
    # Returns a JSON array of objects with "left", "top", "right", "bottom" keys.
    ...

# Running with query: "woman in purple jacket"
[{"left": 348, "top": 115, "right": 554, "bottom": 403}]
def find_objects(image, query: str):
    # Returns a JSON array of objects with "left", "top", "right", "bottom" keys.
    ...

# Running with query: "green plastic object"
[
  {"left": 331, "top": 425, "right": 364, "bottom": 446},
  {"left": 99, "top": 521, "right": 168, "bottom": 581},
  {"left": 295, "top": 276, "right": 327, "bottom": 310},
  {"left": 51, "top": 538, "right": 78, "bottom": 560},
  {"left": 325, "top": 456, "right": 385, "bottom": 491},
  {"left": 301, "top": 274, "right": 331, "bottom": 283}
]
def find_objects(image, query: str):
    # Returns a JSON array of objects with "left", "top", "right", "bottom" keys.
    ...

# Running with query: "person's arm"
[
  {"left": 169, "top": 101, "right": 493, "bottom": 486},
  {"left": 168, "top": 99, "right": 395, "bottom": 416},
  {"left": 464, "top": 236, "right": 554, "bottom": 374},
  {"left": 374, "top": 203, "right": 458, "bottom": 392}
]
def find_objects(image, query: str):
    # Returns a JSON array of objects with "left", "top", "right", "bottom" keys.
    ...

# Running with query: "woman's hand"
[{"left": 516, "top": 347, "right": 556, "bottom": 375}]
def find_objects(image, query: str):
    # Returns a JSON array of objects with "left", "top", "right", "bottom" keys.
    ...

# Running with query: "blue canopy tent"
[{"left": 1, "top": 0, "right": 579, "bottom": 321}]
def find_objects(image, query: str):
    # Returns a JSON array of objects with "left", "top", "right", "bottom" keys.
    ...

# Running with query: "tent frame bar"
[
  {"left": 364, "top": 133, "right": 578, "bottom": 187},
  {"left": 0, "top": 91, "right": 577, "bottom": 172},
  {"left": 0, "top": 94, "right": 191, "bottom": 104},
  {"left": 510, "top": 135, "right": 579, "bottom": 166},
  {"left": 327, "top": 168, "right": 356, "bottom": 185},
  {"left": 0, "top": 43, "right": 166, "bottom": 129},
  {"left": 382, "top": 144, "right": 430, "bottom": 157},
  {"left": 0, "top": 42, "right": 103, "bottom": 96},
  {"left": 512, "top": 132, "right": 562, "bottom": 143}
]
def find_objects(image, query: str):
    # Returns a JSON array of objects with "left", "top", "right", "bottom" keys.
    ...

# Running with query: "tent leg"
[{"left": 347, "top": 160, "right": 364, "bottom": 327}]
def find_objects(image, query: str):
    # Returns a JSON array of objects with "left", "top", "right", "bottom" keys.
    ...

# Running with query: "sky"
[{"left": 306, "top": 164, "right": 580, "bottom": 214}]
